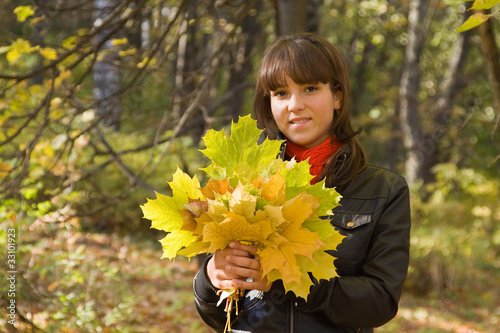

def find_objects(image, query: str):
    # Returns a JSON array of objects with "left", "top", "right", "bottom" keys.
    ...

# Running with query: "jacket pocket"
[
  {"left": 324, "top": 212, "right": 374, "bottom": 276},
  {"left": 328, "top": 212, "right": 372, "bottom": 230}
]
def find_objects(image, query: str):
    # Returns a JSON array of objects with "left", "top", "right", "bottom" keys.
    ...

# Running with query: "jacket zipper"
[{"left": 289, "top": 300, "right": 296, "bottom": 333}]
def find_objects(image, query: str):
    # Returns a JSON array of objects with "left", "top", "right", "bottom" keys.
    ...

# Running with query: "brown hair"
[{"left": 253, "top": 33, "right": 366, "bottom": 187}]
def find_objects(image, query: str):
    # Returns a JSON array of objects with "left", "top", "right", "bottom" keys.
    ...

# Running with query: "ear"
[{"left": 333, "top": 91, "right": 342, "bottom": 110}]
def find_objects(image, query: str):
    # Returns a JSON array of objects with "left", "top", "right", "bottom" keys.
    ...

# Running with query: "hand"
[{"left": 206, "top": 241, "right": 271, "bottom": 292}]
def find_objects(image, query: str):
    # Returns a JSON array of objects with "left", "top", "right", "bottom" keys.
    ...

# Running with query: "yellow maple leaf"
[
  {"left": 265, "top": 266, "right": 316, "bottom": 299},
  {"left": 160, "top": 230, "right": 199, "bottom": 259},
  {"left": 206, "top": 198, "right": 229, "bottom": 222},
  {"left": 252, "top": 219, "right": 275, "bottom": 245},
  {"left": 259, "top": 193, "right": 324, "bottom": 287},
  {"left": 280, "top": 220, "right": 322, "bottom": 260},
  {"left": 259, "top": 174, "right": 287, "bottom": 205},
  {"left": 169, "top": 167, "right": 204, "bottom": 200},
  {"left": 282, "top": 195, "right": 314, "bottom": 227},
  {"left": 141, "top": 192, "right": 186, "bottom": 232},
  {"left": 177, "top": 241, "right": 210, "bottom": 259},
  {"left": 228, "top": 182, "right": 258, "bottom": 219},
  {"left": 202, "top": 212, "right": 262, "bottom": 253},
  {"left": 296, "top": 192, "right": 320, "bottom": 218},
  {"left": 262, "top": 205, "right": 286, "bottom": 229},
  {"left": 194, "top": 212, "right": 212, "bottom": 235},
  {"left": 246, "top": 207, "right": 268, "bottom": 223},
  {"left": 260, "top": 242, "right": 302, "bottom": 284}
]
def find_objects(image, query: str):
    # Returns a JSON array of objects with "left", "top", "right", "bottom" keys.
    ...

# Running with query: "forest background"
[{"left": 0, "top": 0, "right": 499, "bottom": 332}]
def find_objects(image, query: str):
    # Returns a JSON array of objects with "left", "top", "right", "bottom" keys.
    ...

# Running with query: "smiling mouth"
[{"left": 290, "top": 118, "right": 311, "bottom": 124}]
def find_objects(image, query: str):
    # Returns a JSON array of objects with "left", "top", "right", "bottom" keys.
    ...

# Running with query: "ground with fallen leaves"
[{"left": 1, "top": 229, "right": 497, "bottom": 332}]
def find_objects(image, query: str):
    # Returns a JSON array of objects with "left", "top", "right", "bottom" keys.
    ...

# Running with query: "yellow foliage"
[
  {"left": 142, "top": 116, "right": 343, "bottom": 303},
  {"left": 40, "top": 47, "right": 58, "bottom": 60},
  {"left": 0, "top": 162, "right": 12, "bottom": 177},
  {"left": 14, "top": 6, "right": 35, "bottom": 22},
  {"left": 111, "top": 38, "right": 129, "bottom": 46},
  {"left": 6, "top": 39, "right": 39, "bottom": 64}
]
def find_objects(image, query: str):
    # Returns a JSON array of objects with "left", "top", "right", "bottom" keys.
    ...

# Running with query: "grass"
[{"left": 1, "top": 224, "right": 498, "bottom": 333}]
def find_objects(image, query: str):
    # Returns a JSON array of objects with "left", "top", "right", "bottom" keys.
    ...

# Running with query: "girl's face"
[{"left": 270, "top": 75, "right": 340, "bottom": 149}]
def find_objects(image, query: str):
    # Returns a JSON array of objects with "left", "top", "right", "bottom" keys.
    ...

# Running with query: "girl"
[{"left": 193, "top": 33, "right": 411, "bottom": 333}]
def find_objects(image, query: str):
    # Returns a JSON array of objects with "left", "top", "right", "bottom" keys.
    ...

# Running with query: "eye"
[
  {"left": 271, "top": 90, "right": 287, "bottom": 97},
  {"left": 305, "top": 86, "right": 318, "bottom": 92}
]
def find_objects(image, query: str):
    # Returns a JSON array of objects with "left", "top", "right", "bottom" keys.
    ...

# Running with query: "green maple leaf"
[
  {"left": 302, "top": 217, "right": 337, "bottom": 239},
  {"left": 281, "top": 159, "right": 314, "bottom": 199},
  {"left": 200, "top": 115, "right": 282, "bottom": 185},
  {"left": 308, "top": 181, "right": 342, "bottom": 216}
]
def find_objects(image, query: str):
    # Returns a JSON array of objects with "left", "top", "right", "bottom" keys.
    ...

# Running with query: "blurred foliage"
[
  {"left": 0, "top": 0, "right": 499, "bottom": 331},
  {"left": 0, "top": 221, "right": 211, "bottom": 332},
  {"left": 408, "top": 163, "right": 499, "bottom": 298}
]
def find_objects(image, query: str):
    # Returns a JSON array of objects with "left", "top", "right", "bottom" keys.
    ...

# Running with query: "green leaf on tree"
[
  {"left": 456, "top": 12, "right": 492, "bottom": 32},
  {"left": 471, "top": 0, "right": 500, "bottom": 10}
]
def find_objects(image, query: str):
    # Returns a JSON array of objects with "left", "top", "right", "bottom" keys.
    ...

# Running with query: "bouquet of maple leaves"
[{"left": 141, "top": 115, "right": 344, "bottom": 332}]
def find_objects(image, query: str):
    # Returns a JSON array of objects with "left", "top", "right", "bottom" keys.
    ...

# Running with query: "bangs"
[{"left": 259, "top": 41, "right": 334, "bottom": 93}]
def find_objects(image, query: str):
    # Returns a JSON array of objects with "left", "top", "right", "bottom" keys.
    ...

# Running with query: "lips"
[{"left": 290, "top": 117, "right": 311, "bottom": 124}]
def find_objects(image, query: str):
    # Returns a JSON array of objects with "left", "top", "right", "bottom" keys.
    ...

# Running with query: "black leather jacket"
[{"left": 193, "top": 164, "right": 411, "bottom": 333}]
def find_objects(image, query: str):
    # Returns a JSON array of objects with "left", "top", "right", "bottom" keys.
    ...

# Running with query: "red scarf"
[{"left": 285, "top": 137, "right": 340, "bottom": 184}]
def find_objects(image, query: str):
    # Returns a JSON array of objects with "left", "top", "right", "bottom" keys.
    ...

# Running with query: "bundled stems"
[{"left": 218, "top": 288, "right": 243, "bottom": 332}]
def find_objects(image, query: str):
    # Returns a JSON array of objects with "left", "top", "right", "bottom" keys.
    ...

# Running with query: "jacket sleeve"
[
  {"left": 302, "top": 175, "right": 411, "bottom": 328},
  {"left": 193, "top": 255, "right": 227, "bottom": 332}
]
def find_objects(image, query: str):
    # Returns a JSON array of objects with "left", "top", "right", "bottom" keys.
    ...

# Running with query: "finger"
[
  {"left": 225, "top": 264, "right": 261, "bottom": 281},
  {"left": 231, "top": 277, "right": 271, "bottom": 292},
  {"left": 218, "top": 280, "right": 239, "bottom": 290},
  {"left": 226, "top": 248, "right": 254, "bottom": 258},
  {"left": 229, "top": 241, "right": 258, "bottom": 256},
  {"left": 226, "top": 255, "right": 261, "bottom": 270}
]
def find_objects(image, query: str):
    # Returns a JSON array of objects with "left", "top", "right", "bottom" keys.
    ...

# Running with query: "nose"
[{"left": 288, "top": 93, "right": 305, "bottom": 112}]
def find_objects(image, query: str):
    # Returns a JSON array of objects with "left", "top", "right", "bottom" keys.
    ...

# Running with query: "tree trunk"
[
  {"left": 276, "top": 0, "right": 309, "bottom": 35},
  {"left": 128, "top": 0, "right": 143, "bottom": 51},
  {"left": 305, "top": 0, "right": 324, "bottom": 34},
  {"left": 475, "top": 9, "right": 500, "bottom": 136},
  {"left": 93, "top": 0, "right": 122, "bottom": 131},
  {"left": 399, "top": 0, "right": 428, "bottom": 186},
  {"left": 400, "top": 1, "right": 474, "bottom": 185},
  {"left": 351, "top": 40, "right": 375, "bottom": 117},
  {"left": 172, "top": 4, "right": 191, "bottom": 119},
  {"left": 421, "top": 7, "right": 473, "bottom": 183},
  {"left": 226, "top": 0, "right": 263, "bottom": 122}
]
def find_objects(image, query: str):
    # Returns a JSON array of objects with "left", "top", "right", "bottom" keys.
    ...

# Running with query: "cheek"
[{"left": 270, "top": 102, "right": 284, "bottom": 122}]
